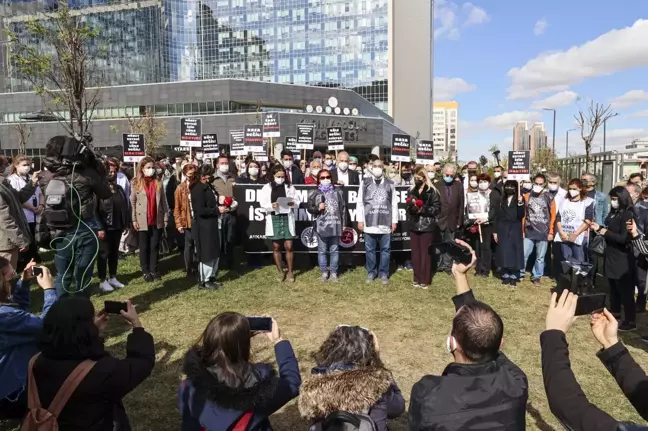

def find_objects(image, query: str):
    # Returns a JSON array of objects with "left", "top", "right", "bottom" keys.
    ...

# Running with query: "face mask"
[
  {"left": 468, "top": 170, "right": 477, "bottom": 176},
  {"left": 155, "top": 168, "right": 163, "bottom": 175},
  {"left": 548, "top": 184, "right": 559, "bottom": 191},
  {"left": 274, "top": 177, "right": 285, "bottom": 185},
  {"left": 478, "top": 182, "right": 489, "bottom": 191},
  {"left": 494, "top": 172, "right": 501, "bottom": 178},
  {"left": 569, "top": 189, "right": 580, "bottom": 198},
  {"left": 314, "top": 158, "right": 322, "bottom": 164},
  {"left": 311, "top": 168, "right": 320, "bottom": 177},
  {"left": 195, "top": 154, "right": 203, "bottom": 160},
  {"left": 324, "top": 159, "right": 333, "bottom": 167},
  {"left": 427, "top": 172, "right": 435, "bottom": 179},
  {"left": 611, "top": 200, "right": 619, "bottom": 209},
  {"left": 388, "top": 171, "right": 398, "bottom": 178},
  {"left": 282, "top": 160, "right": 292, "bottom": 169},
  {"left": 248, "top": 168, "right": 259, "bottom": 177},
  {"left": 18, "top": 166, "right": 30, "bottom": 175},
  {"left": 444, "top": 175, "right": 454, "bottom": 183},
  {"left": 372, "top": 168, "right": 384, "bottom": 178},
  {"left": 504, "top": 188, "right": 515, "bottom": 195},
  {"left": 349, "top": 164, "right": 357, "bottom": 171},
  {"left": 469, "top": 180, "right": 478, "bottom": 188},
  {"left": 320, "top": 179, "right": 331, "bottom": 186},
  {"left": 240, "top": 164, "right": 246, "bottom": 172},
  {"left": 338, "top": 162, "right": 348, "bottom": 171},
  {"left": 219, "top": 164, "right": 230, "bottom": 174},
  {"left": 533, "top": 185, "right": 544, "bottom": 193},
  {"left": 522, "top": 183, "right": 532, "bottom": 191},
  {"left": 415, "top": 179, "right": 423, "bottom": 187},
  {"left": 402, "top": 172, "right": 412, "bottom": 179},
  {"left": 143, "top": 168, "right": 155, "bottom": 177}
]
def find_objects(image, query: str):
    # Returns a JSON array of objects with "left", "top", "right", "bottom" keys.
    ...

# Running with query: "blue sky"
[{"left": 434, "top": 0, "right": 648, "bottom": 161}]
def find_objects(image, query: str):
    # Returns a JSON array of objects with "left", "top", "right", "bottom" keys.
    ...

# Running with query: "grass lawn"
[{"left": 3, "top": 252, "right": 648, "bottom": 431}]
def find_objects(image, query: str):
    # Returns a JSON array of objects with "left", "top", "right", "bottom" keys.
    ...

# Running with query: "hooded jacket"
[
  {"left": 299, "top": 365, "right": 405, "bottom": 431},
  {"left": 178, "top": 340, "right": 301, "bottom": 431}
]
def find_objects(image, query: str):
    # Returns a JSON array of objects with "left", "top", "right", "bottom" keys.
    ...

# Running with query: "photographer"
[{"left": 39, "top": 136, "right": 112, "bottom": 297}]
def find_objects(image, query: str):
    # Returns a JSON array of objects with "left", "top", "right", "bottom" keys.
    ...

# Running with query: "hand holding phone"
[
  {"left": 32, "top": 266, "right": 43, "bottom": 277},
  {"left": 591, "top": 308, "right": 619, "bottom": 350},
  {"left": 248, "top": 316, "right": 272, "bottom": 332},
  {"left": 575, "top": 293, "right": 606, "bottom": 316},
  {"left": 104, "top": 300, "right": 128, "bottom": 315}
]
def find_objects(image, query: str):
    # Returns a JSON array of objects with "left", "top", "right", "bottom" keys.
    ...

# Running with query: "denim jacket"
[{"left": 593, "top": 190, "right": 609, "bottom": 226}]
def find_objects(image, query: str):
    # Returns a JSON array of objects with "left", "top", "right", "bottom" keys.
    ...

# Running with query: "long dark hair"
[
  {"left": 192, "top": 312, "right": 253, "bottom": 388},
  {"left": 270, "top": 163, "right": 290, "bottom": 186},
  {"left": 38, "top": 297, "right": 105, "bottom": 360},
  {"left": 609, "top": 186, "right": 633, "bottom": 211},
  {"left": 501, "top": 180, "right": 519, "bottom": 206},
  {"left": 313, "top": 326, "right": 385, "bottom": 369}
]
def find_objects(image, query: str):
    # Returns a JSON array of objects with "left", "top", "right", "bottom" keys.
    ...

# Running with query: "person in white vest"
[
  {"left": 554, "top": 178, "right": 595, "bottom": 262},
  {"left": 356, "top": 159, "right": 398, "bottom": 285},
  {"left": 259, "top": 164, "right": 302, "bottom": 283}
]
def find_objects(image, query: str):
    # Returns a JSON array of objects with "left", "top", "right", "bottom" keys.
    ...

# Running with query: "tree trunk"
[{"left": 584, "top": 141, "right": 591, "bottom": 173}]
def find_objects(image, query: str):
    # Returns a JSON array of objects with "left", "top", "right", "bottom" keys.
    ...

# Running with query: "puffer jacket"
[
  {"left": 174, "top": 182, "right": 192, "bottom": 230},
  {"left": 406, "top": 185, "right": 442, "bottom": 233}
]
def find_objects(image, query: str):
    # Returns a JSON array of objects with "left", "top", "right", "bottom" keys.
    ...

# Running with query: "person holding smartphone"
[{"left": 259, "top": 164, "right": 301, "bottom": 282}]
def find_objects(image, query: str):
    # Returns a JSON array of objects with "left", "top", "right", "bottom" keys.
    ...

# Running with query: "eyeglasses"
[{"left": 320, "top": 176, "right": 331, "bottom": 180}]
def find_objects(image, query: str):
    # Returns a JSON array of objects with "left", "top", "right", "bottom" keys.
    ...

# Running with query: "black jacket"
[
  {"left": 603, "top": 209, "right": 634, "bottom": 280},
  {"left": 287, "top": 165, "right": 304, "bottom": 185},
  {"left": 406, "top": 185, "right": 441, "bottom": 233},
  {"left": 190, "top": 181, "right": 221, "bottom": 262},
  {"left": 433, "top": 180, "right": 465, "bottom": 231},
  {"left": 331, "top": 169, "right": 360, "bottom": 186},
  {"left": 98, "top": 183, "right": 130, "bottom": 231},
  {"left": 409, "top": 291, "right": 528, "bottom": 431},
  {"left": 33, "top": 328, "right": 155, "bottom": 431}
]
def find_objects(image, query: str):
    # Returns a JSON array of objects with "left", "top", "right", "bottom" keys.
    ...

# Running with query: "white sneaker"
[
  {"left": 107, "top": 277, "right": 125, "bottom": 289},
  {"left": 99, "top": 280, "right": 114, "bottom": 293}
]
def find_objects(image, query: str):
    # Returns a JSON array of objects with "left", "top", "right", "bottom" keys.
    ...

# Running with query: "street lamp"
[
  {"left": 543, "top": 108, "right": 557, "bottom": 153},
  {"left": 603, "top": 112, "right": 620, "bottom": 153},
  {"left": 566, "top": 128, "right": 578, "bottom": 157}
]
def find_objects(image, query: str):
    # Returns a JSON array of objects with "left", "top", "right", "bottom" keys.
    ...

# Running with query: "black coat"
[
  {"left": 604, "top": 209, "right": 634, "bottom": 280},
  {"left": 494, "top": 196, "right": 525, "bottom": 271},
  {"left": 236, "top": 175, "right": 268, "bottom": 185},
  {"left": 406, "top": 186, "right": 441, "bottom": 233},
  {"left": 331, "top": 169, "right": 360, "bottom": 186},
  {"left": 433, "top": 180, "right": 465, "bottom": 231},
  {"left": 190, "top": 181, "right": 221, "bottom": 262},
  {"left": 409, "top": 291, "right": 528, "bottom": 431},
  {"left": 32, "top": 328, "right": 155, "bottom": 431},
  {"left": 287, "top": 165, "right": 304, "bottom": 185},
  {"left": 98, "top": 184, "right": 130, "bottom": 231}
]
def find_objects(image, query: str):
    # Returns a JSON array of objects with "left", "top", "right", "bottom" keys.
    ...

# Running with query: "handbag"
[
  {"left": 159, "top": 229, "right": 170, "bottom": 255},
  {"left": 589, "top": 232, "right": 606, "bottom": 256}
]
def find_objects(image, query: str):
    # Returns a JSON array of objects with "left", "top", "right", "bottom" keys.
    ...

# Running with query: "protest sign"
[
  {"left": 285, "top": 137, "right": 301, "bottom": 160},
  {"left": 466, "top": 192, "right": 489, "bottom": 220},
  {"left": 416, "top": 140, "right": 435, "bottom": 165},
  {"left": 391, "top": 134, "right": 411, "bottom": 162},
  {"left": 296, "top": 123, "right": 315, "bottom": 150},
  {"left": 262, "top": 113, "right": 280, "bottom": 138},
  {"left": 123, "top": 134, "right": 145, "bottom": 163},
  {"left": 327, "top": 127, "right": 344, "bottom": 151},
  {"left": 180, "top": 118, "right": 202, "bottom": 147},
  {"left": 507, "top": 151, "right": 531, "bottom": 180},
  {"left": 201, "top": 134, "right": 219, "bottom": 158},
  {"left": 244, "top": 125, "right": 264, "bottom": 153},
  {"left": 230, "top": 130, "right": 246, "bottom": 156},
  {"left": 253, "top": 139, "right": 269, "bottom": 162}
]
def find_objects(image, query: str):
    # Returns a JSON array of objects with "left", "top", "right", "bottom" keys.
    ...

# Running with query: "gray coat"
[
  {"left": 0, "top": 176, "right": 33, "bottom": 251},
  {"left": 130, "top": 181, "right": 169, "bottom": 231}
]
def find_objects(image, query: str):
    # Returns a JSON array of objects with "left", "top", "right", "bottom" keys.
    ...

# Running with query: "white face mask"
[
  {"left": 469, "top": 180, "right": 478, "bottom": 188},
  {"left": 532, "top": 185, "right": 544, "bottom": 193},
  {"left": 337, "top": 162, "right": 348, "bottom": 171},
  {"left": 324, "top": 159, "right": 333, "bottom": 167},
  {"left": 156, "top": 168, "right": 163, "bottom": 175},
  {"left": 388, "top": 171, "right": 398, "bottom": 178},
  {"left": 219, "top": 164, "right": 229, "bottom": 174},
  {"left": 274, "top": 177, "right": 285, "bottom": 185},
  {"left": 240, "top": 164, "right": 246, "bottom": 172},
  {"left": 548, "top": 184, "right": 559, "bottom": 191},
  {"left": 569, "top": 189, "right": 580, "bottom": 198},
  {"left": 611, "top": 200, "right": 619, "bottom": 209},
  {"left": 282, "top": 160, "right": 293, "bottom": 169},
  {"left": 17, "top": 166, "right": 30, "bottom": 175},
  {"left": 478, "top": 182, "right": 489, "bottom": 191},
  {"left": 427, "top": 172, "right": 435, "bottom": 179},
  {"left": 248, "top": 168, "right": 259, "bottom": 177},
  {"left": 494, "top": 172, "right": 502, "bottom": 178},
  {"left": 143, "top": 168, "right": 155, "bottom": 177},
  {"left": 522, "top": 182, "right": 532, "bottom": 190},
  {"left": 372, "top": 167, "right": 384, "bottom": 178},
  {"left": 320, "top": 179, "right": 331, "bottom": 186},
  {"left": 311, "top": 168, "right": 320, "bottom": 177},
  {"left": 349, "top": 164, "right": 357, "bottom": 171}
]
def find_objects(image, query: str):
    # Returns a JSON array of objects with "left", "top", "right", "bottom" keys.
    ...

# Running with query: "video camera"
[{"left": 59, "top": 133, "right": 103, "bottom": 170}]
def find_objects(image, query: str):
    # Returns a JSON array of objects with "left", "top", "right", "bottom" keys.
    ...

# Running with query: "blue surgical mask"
[{"left": 444, "top": 175, "right": 454, "bottom": 183}]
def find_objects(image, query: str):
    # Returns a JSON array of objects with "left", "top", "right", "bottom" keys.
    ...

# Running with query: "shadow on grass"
[{"left": 527, "top": 402, "right": 558, "bottom": 431}]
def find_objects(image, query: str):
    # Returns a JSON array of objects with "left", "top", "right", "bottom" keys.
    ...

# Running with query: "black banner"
[
  {"left": 296, "top": 123, "right": 315, "bottom": 150},
  {"left": 391, "top": 134, "right": 411, "bottom": 162},
  {"left": 327, "top": 127, "right": 344, "bottom": 151},
  {"left": 234, "top": 184, "right": 411, "bottom": 254},
  {"left": 416, "top": 140, "right": 434, "bottom": 164},
  {"left": 230, "top": 130, "right": 245, "bottom": 156},
  {"left": 180, "top": 118, "right": 202, "bottom": 147},
  {"left": 285, "top": 137, "right": 301, "bottom": 160},
  {"left": 202, "top": 134, "right": 219, "bottom": 158},
  {"left": 507, "top": 151, "right": 531, "bottom": 180},
  {"left": 263, "top": 113, "right": 280, "bottom": 138},
  {"left": 122, "top": 133, "right": 145, "bottom": 163},
  {"left": 244, "top": 125, "right": 264, "bottom": 153}
]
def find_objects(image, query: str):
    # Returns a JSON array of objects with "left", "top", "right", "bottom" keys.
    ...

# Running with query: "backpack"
[
  {"left": 309, "top": 412, "right": 378, "bottom": 431},
  {"left": 36, "top": 171, "right": 77, "bottom": 246},
  {"left": 21, "top": 353, "right": 96, "bottom": 431}
]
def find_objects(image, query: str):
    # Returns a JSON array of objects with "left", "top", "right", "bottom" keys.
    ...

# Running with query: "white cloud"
[
  {"left": 610, "top": 90, "right": 648, "bottom": 109},
  {"left": 534, "top": 18, "right": 548, "bottom": 36},
  {"left": 628, "top": 109, "right": 648, "bottom": 118},
  {"left": 530, "top": 91, "right": 578, "bottom": 109},
  {"left": 482, "top": 111, "right": 542, "bottom": 130},
  {"left": 434, "top": 0, "right": 490, "bottom": 40},
  {"left": 434, "top": 77, "right": 477, "bottom": 100},
  {"left": 507, "top": 19, "right": 648, "bottom": 100}
]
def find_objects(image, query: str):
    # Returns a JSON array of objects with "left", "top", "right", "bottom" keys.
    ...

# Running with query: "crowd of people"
[{"left": 2, "top": 134, "right": 648, "bottom": 430}]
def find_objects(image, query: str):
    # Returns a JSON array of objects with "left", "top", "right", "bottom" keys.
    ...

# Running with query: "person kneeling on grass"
[
  {"left": 541, "top": 290, "right": 648, "bottom": 430},
  {"left": 299, "top": 325, "right": 405, "bottom": 431},
  {"left": 0, "top": 259, "right": 57, "bottom": 420},
  {"left": 408, "top": 239, "right": 528, "bottom": 431},
  {"left": 179, "top": 313, "right": 301, "bottom": 431}
]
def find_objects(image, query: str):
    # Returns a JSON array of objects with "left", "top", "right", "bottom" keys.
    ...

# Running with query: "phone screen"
[
  {"left": 104, "top": 300, "right": 128, "bottom": 315},
  {"left": 248, "top": 317, "right": 272, "bottom": 332},
  {"left": 575, "top": 293, "right": 606, "bottom": 316},
  {"left": 31, "top": 266, "right": 43, "bottom": 277}
]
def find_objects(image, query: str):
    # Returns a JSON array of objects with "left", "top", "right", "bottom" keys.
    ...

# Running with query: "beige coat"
[{"left": 130, "top": 180, "right": 169, "bottom": 231}]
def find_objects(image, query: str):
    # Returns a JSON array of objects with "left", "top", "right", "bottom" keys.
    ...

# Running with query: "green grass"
[{"left": 3, "top": 252, "right": 648, "bottom": 431}]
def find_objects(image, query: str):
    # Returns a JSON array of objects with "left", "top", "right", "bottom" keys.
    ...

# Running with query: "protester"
[
  {"left": 546, "top": 172, "right": 568, "bottom": 278},
  {"left": 589, "top": 186, "right": 636, "bottom": 331},
  {"left": 628, "top": 183, "right": 648, "bottom": 314},
  {"left": 213, "top": 154, "right": 238, "bottom": 270},
  {"left": 494, "top": 180, "right": 525, "bottom": 286},
  {"left": 409, "top": 239, "right": 528, "bottom": 430},
  {"left": 555, "top": 179, "right": 594, "bottom": 262},
  {"left": 470, "top": 173, "right": 496, "bottom": 278},
  {"left": 331, "top": 151, "right": 359, "bottom": 186},
  {"left": 174, "top": 163, "right": 197, "bottom": 276},
  {"left": 323, "top": 152, "right": 335, "bottom": 171},
  {"left": 7, "top": 155, "right": 42, "bottom": 266},
  {"left": 179, "top": 313, "right": 300, "bottom": 431},
  {"left": 307, "top": 170, "right": 346, "bottom": 282},
  {"left": 299, "top": 159, "right": 307, "bottom": 176},
  {"left": 424, "top": 164, "right": 436, "bottom": 180},
  {"left": 280, "top": 150, "right": 304, "bottom": 185},
  {"left": 349, "top": 156, "right": 359, "bottom": 173},
  {"left": 305, "top": 159, "right": 322, "bottom": 185},
  {"left": 357, "top": 159, "right": 398, "bottom": 285},
  {"left": 161, "top": 160, "right": 181, "bottom": 251},
  {"left": 491, "top": 166, "right": 504, "bottom": 189},
  {"left": 28, "top": 297, "right": 154, "bottom": 430},
  {"left": 0, "top": 260, "right": 57, "bottom": 420},
  {"left": 628, "top": 172, "right": 644, "bottom": 187},
  {"left": 236, "top": 160, "right": 265, "bottom": 184},
  {"left": 131, "top": 156, "right": 169, "bottom": 282},
  {"left": 521, "top": 174, "right": 556, "bottom": 286},
  {"left": 434, "top": 164, "right": 465, "bottom": 274},
  {"left": 260, "top": 164, "right": 301, "bottom": 282},
  {"left": 407, "top": 167, "right": 441, "bottom": 289},
  {"left": 582, "top": 173, "right": 609, "bottom": 272},
  {"left": 393, "top": 162, "right": 414, "bottom": 186},
  {"left": 97, "top": 159, "right": 130, "bottom": 292},
  {"left": 466, "top": 173, "right": 479, "bottom": 193},
  {"left": 299, "top": 326, "right": 405, "bottom": 431},
  {"left": 463, "top": 161, "right": 479, "bottom": 191}
]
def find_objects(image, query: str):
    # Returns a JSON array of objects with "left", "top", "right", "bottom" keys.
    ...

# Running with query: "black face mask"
[
  {"left": 106, "top": 173, "right": 116, "bottom": 182},
  {"left": 468, "top": 169, "right": 477, "bottom": 175},
  {"left": 414, "top": 179, "right": 423, "bottom": 188},
  {"left": 504, "top": 187, "right": 516, "bottom": 195},
  {"left": 402, "top": 172, "right": 412, "bottom": 180}
]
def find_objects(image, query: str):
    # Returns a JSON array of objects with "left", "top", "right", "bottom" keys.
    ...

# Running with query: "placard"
[
  {"left": 262, "top": 113, "right": 280, "bottom": 138},
  {"left": 416, "top": 140, "right": 435, "bottom": 165},
  {"left": 180, "top": 118, "right": 202, "bottom": 147},
  {"left": 507, "top": 151, "right": 531, "bottom": 181},
  {"left": 296, "top": 123, "right": 315, "bottom": 150},
  {"left": 466, "top": 192, "right": 489, "bottom": 220},
  {"left": 391, "top": 134, "right": 411, "bottom": 162},
  {"left": 327, "top": 127, "right": 344, "bottom": 151},
  {"left": 253, "top": 139, "right": 269, "bottom": 162},
  {"left": 122, "top": 133, "right": 145, "bottom": 163},
  {"left": 285, "top": 137, "right": 301, "bottom": 160},
  {"left": 244, "top": 125, "right": 264, "bottom": 153},
  {"left": 230, "top": 130, "right": 246, "bottom": 156},
  {"left": 201, "top": 134, "right": 219, "bottom": 158}
]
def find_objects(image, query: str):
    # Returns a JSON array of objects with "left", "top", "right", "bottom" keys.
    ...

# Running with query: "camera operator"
[{"left": 39, "top": 135, "right": 112, "bottom": 298}]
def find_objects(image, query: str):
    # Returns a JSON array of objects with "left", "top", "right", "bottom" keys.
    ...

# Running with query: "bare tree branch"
[{"left": 574, "top": 101, "right": 616, "bottom": 172}]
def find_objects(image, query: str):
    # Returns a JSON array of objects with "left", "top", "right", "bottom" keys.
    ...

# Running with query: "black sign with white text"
[
  {"left": 507, "top": 151, "right": 531, "bottom": 180},
  {"left": 296, "top": 123, "right": 315, "bottom": 150},
  {"left": 391, "top": 134, "right": 411, "bottom": 162},
  {"left": 244, "top": 125, "right": 264, "bottom": 153},
  {"left": 201, "top": 134, "right": 219, "bottom": 158},
  {"left": 262, "top": 113, "right": 280, "bottom": 138},
  {"left": 416, "top": 140, "right": 435, "bottom": 164},
  {"left": 180, "top": 118, "right": 202, "bottom": 147},
  {"left": 230, "top": 130, "right": 246, "bottom": 156},
  {"left": 122, "top": 134, "right": 145, "bottom": 163},
  {"left": 327, "top": 127, "right": 344, "bottom": 151},
  {"left": 285, "top": 137, "right": 301, "bottom": 160}
]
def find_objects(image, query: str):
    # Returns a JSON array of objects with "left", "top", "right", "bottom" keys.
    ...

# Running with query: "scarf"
[
  {"left": 271, "top": 182, "right": 286, "bottom": 203},
  {"left": 318, "top": 183, "right": 334, "bottom": 194},
  {"left": 144, "top": 177, "right": 157, "bottom": 226}
]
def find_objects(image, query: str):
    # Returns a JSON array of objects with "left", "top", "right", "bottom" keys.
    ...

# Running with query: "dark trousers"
[
  {"left": 98, "top": 229, "right": 123, "bottom": 280},
  {"left": 436, "top": 228, "right": 456, "bottom": 272},
  {"left": 551, "top": 241, "right": 563, "bottom": 280},
  {"left": 609, "top": 273, "right": 636, "bottom": 323},
  {"left": 52, "top": 225, "right": 98, "bottom": 298},
  {"left": 183, "top": 228, "right": 196, "bottom": 271},
  {"left": 475, "top": 224, "right": 493, "bottom": 275},
  {"left": 635, "top": 264, "right": 647, "bottom": 312},
  {"left": 138, "top": 227, "right": 160, "bottom": 275},
  {"left": 0, "top": 389, "right": 27, "bottom": 420},
  {"left": 18, "top": 222, "right": 41, "bottom": 269},
  {"left": 411, "top": 231, "right": 434, "bottom": 285}
]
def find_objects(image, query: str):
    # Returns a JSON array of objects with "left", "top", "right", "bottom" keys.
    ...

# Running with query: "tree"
[
  {"left": 13, "top": 123, "right": 32, "bottom": 154},
  {"left": 575, "top": 101, "right": 616, "bottom": 172},
  {"left": 6, "top": 2, "right": 107, "bottom": 137},
  {"left": 127, "top": 109, "right": 167, "bottom": 156},
  {"left": 532, "top": 147, "right": 560, "bottom": 173}
]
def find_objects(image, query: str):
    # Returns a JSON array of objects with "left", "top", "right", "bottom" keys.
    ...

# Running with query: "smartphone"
[
  {"left": 31, "top": 266, "right": 43, "bottom": 277},
  {"left": 430, "top": 241, "right": 472, "bottom": 265},
  {"left": 104, "top": 300, "right": 127, "bottom": 315},
  {"left": 575, "top": 293, "right": 606, "bottom": 316},
  {"left": 247, "top": 317, "right": 272, "bottom": 332}
]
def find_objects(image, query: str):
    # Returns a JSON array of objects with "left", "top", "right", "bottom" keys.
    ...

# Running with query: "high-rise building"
[
  {"left": 0, "top": 0, "right": 433, "bottom": 140},
  {"left": 530, "top": 122, "right": 548, "bottom": 154},
  {"left": 432, "top": 101, "right": 458, "bottom": 159},
  {"left": 512, "top": 121, "right": 547, "bottom": 156}
]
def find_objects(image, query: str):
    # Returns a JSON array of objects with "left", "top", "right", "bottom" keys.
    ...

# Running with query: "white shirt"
[
  {"left": 8, "top": 174, "right": 40, "bottom": 223},
  {"left": 337, "top": 169, "right": 350, "bottom": 186},
  {"left": 356, "top": 177, "right": 399, "bottom": 234}
]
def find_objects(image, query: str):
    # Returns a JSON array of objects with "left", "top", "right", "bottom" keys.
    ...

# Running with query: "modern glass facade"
[{"left": 2, "top": 0, "right": 390, "bottom": 112}]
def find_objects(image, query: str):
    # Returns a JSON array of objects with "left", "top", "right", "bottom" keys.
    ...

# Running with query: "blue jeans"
[
  {"left": 364, "top": 233, "right": 391, "bottom": 278},
  {"left": 561, "top": 242, "right": 585, "bottom": 262},
  {"left": 317, "top": 234, "right": 339, "bottom": 275},
  {"left": 199, "top": 258, "right": 219, "bottom": 282},
  {"left": 522, "top": 238, "right": 548, "bottom": 280},
  {"left": 52, "top": 226, "right": 99, "bottom": 297}
]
